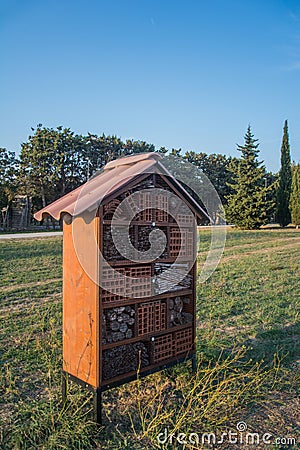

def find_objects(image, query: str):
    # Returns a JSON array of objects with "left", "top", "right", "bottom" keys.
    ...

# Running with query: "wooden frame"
[{"left": 62, "top": 172, "right": 199, "bottom": 423}]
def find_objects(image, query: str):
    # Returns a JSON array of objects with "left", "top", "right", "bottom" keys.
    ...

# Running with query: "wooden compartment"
[
  {"left": 170, "top": 227, "right": 194, "bottom": 259},
  {"left": 152, "top": 333, "right": 173, "bottom": 363},
  {"left": 102, "top": 305, "right": 135, "bottom": 344},
  {"left": 101, "top": 267, "right": 126, "bottom": 303},
  {"left": 174, "top": 328, "right": 193, "bottom": 356},
  {"left": 126, "top": 265, "right": 152, "bottom": 298},
  {"left": 169, "top": 295, "right": 193, "bottom": 327},
  {"left": 137, "top": 300, "right": 167, "bottom": 336},
  {"left": 101, "top": 265, "right": 152, "bottom": 301},
  {"left": 102, "top": 341, "right": 149, "bottom": 381}
]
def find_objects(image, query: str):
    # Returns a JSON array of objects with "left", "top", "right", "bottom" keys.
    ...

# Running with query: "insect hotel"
[{"left": 34, "top": 153, "right": 208, "bottom": 423}]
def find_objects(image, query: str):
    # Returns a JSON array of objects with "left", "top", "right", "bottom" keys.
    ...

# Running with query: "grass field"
[{"left": 0, "top": 229, "right": 299, "bottom": 449}]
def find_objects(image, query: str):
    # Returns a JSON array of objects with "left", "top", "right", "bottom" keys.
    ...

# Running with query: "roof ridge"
[{"left": 104, "top": 152, "right": 161, "bottom": 170}]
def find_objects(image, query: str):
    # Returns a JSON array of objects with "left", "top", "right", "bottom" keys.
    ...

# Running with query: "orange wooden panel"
[{"left": 63, "top": 213, "right": 99, "bottom": 388}]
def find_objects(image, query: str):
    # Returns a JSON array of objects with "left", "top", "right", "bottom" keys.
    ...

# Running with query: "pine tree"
[
  {"left": 226, "top": 125, "right": 271, "bottom": 229},
  {"left": 276, "top": 120, "right": 292, "bottom": 227},
  {"left": 290, "top": 164, "right": 300, "bottom": 228}
]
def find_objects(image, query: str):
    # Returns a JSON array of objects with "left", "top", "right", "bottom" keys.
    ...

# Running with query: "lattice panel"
[
  {"left": 101, "top": 265, "right": 152, "bottom": 302},
  {"left": 137, "top": 300, "right": 166, "bottom": 336},
  {"left": 174, "top": 328, "right": 193, "bottom": 355},
  {"left": 137, "top": 192, "right": 152, "bottom": 222},
  {"left": 175, "top": 214, "right": 195, "bottom": 225},
  {"left": 170, "top": 228, "right": 194, "bottom": 259},
  {"left": 153, "top": 333, "right": 173, "bottom": 363},
  {"left": 126, "top": 266, "right": 152, "bottom": 298},
  {"left": 154, "top": 193, "right": 169, "bottom": 222}
]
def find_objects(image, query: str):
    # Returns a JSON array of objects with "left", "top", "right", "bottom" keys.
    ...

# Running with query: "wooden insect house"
[{"left": 34, "top": 153, "right": 208, "bottom": 423}]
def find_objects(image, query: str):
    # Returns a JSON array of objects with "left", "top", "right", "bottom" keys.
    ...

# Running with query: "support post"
[
  {"left": 94, "top": 388, "right": 102, "bottom": 425},
  {"left": 191, "top": 354, "right": 197, "bottom": 372},
  {"left": 62, "top": 371, "right": 67, "bottom": 403}
]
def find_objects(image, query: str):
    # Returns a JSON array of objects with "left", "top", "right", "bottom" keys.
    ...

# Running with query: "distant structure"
[{"left": 1, "top": 195, "right": 31, "bottom": 230}]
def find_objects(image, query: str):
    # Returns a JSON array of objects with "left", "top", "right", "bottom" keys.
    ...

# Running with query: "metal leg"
[
  {"left": 62, "top": 371, "right": 67, "bottom": 403},
  {"left": 192, "top": 354, "right": 197, "bottom": 372},
  {"left": 94, "top": 388, "right": 102, "bottom": 425}
]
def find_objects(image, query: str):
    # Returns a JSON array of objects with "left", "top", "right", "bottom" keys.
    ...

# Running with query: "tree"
[
  {"left": 83, "top": 133, "right": 124, "bottom": 179},
  {"left": 265, "top": 171, "right": 278, "bottom": 223},
  {"left": 123, "top": 139, "right": 155, "bottom": 155},
  {"left": 185, "top": 150, "right": 234, "bottom": 205},
  {"left": 0, "top": 147, "right": 19, "bottom": 209},
  {"left": 83, "top": 134, "right": 156, "bottom": 180},
  {"left": 20, "top": 126, "right": 86, "bottom": 209},
  {"left": 276, "top": 120, "right": 292, "bottom": 227},
  {"left": 290, "top": 164, "right": 300, "bottom": 227},
  {"left": 225, "top": 125, "right": 272, "bottom": 229},
  {"left": 20, "top": 126, "right": 58, "bottom": 207},
  {"left": 20, "top": 127, "right": 159, "bottom": 210},
  {"left": 52, "top": 127, "right": 86, "bottom": 196}
]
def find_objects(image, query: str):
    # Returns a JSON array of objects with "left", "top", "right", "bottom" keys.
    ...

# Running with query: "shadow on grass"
[{"left": 245, "top": 322, "right": 300, "bottom": 366}]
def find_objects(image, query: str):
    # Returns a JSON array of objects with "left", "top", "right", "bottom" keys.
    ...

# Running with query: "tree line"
[
  {"left": 225, "top": 121, "right": 299, "bottom": 228},
  {"left": 0, "top": 122, "right": 299, "bottom": 229}
]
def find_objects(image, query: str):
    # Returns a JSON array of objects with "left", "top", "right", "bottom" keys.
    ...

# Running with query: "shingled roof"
[{"left": 34, "top": 152, "right": 209, "bottom": 221}]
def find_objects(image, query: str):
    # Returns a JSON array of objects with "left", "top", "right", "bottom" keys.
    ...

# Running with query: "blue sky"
[{"left": 0, "top": 0, "right": 299, "bottom": 172}]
